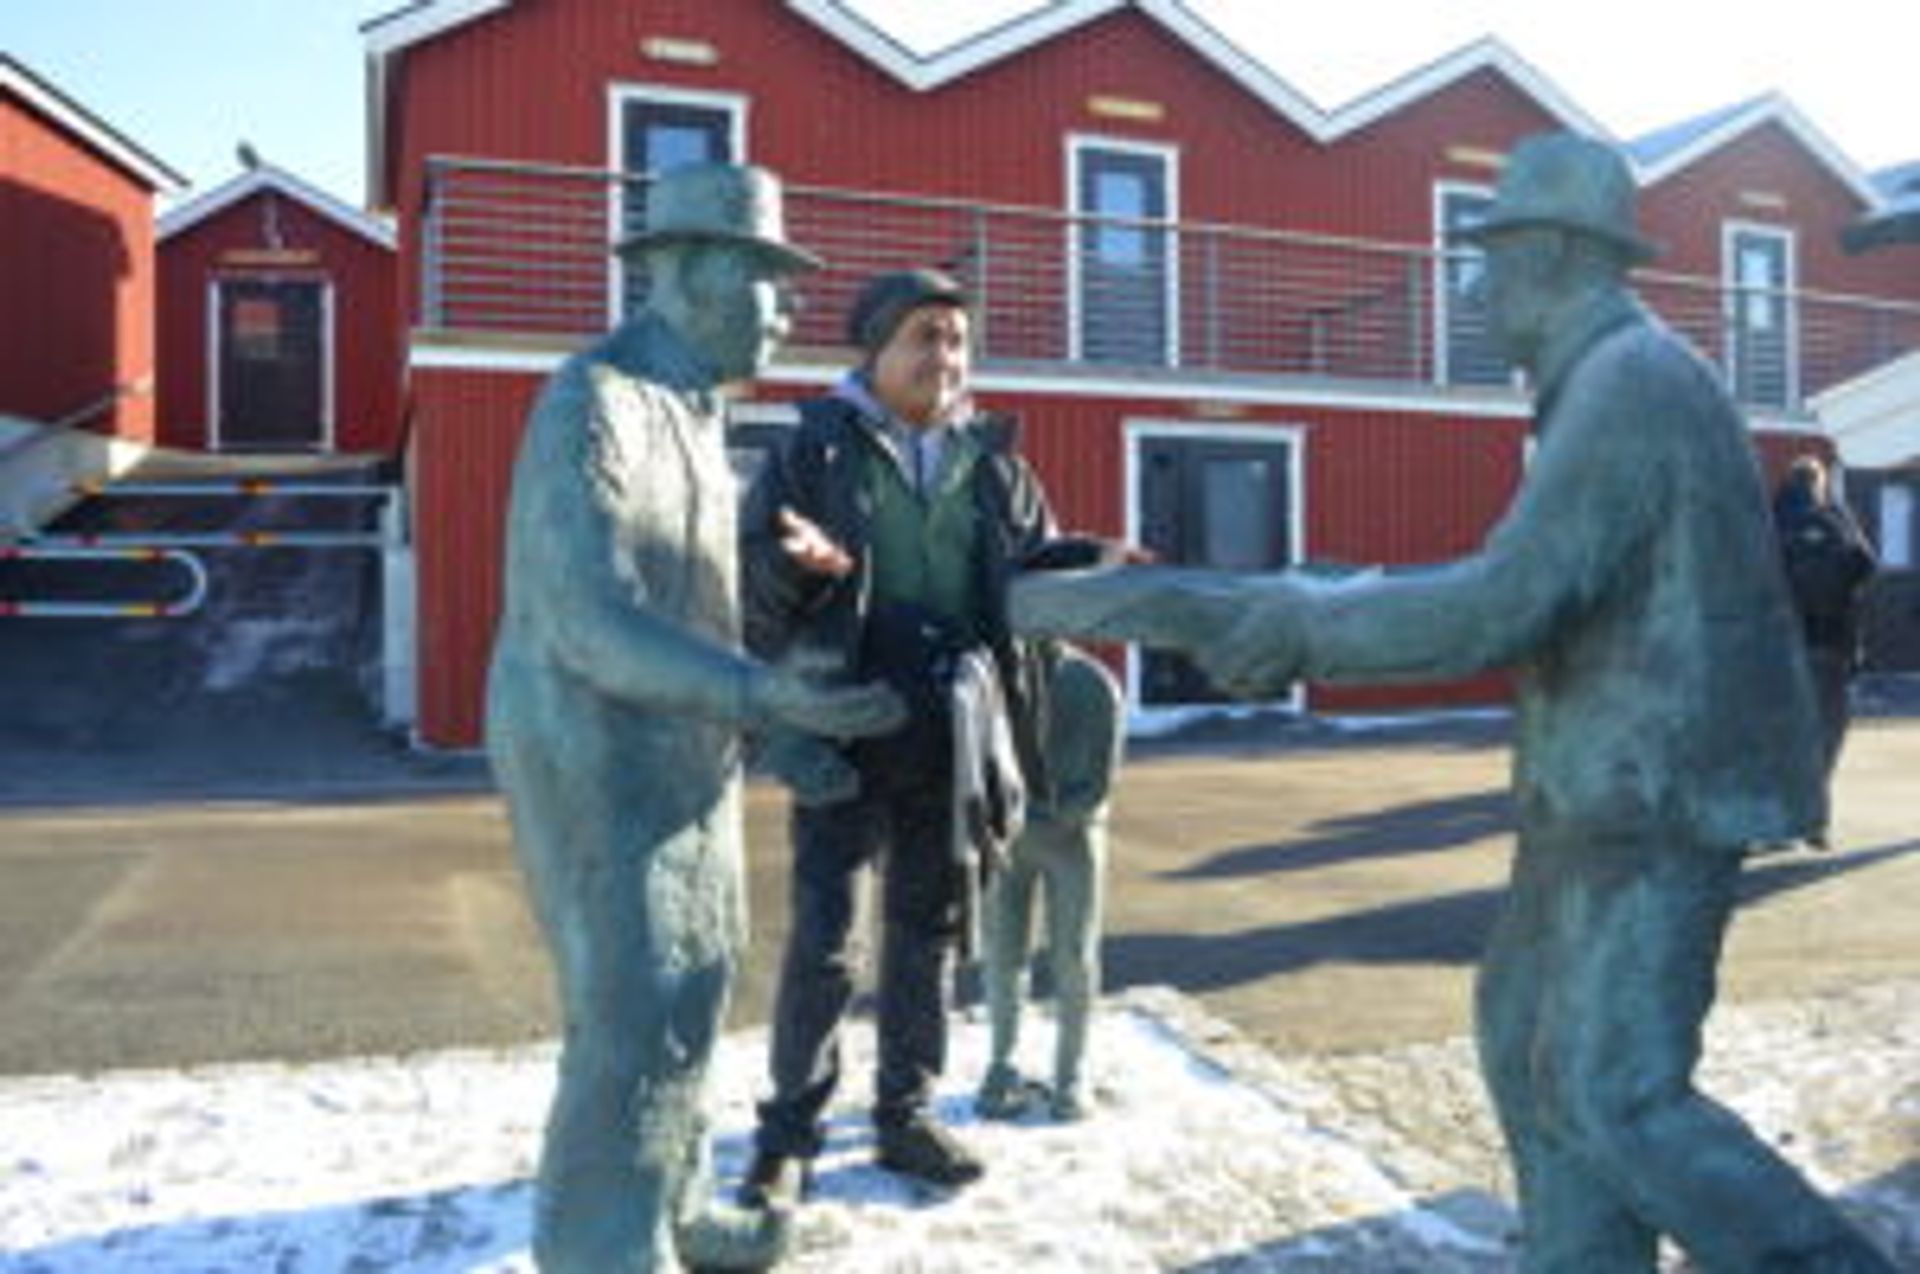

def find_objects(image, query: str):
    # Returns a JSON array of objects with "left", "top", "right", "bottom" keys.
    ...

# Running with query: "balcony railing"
[{"left": 418, "top": 155, "right": 1920, "bottom": 413}]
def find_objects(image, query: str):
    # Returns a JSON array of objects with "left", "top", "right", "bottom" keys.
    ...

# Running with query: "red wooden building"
[
  {"left": 156, "top": 163, "right": 401, "bottom": 455},
  {"left": 363, "top": 0, "right": 1920, "bottom": 747},
  {"left": 1, "top": 54, "right": 183, "bottom": 443}
]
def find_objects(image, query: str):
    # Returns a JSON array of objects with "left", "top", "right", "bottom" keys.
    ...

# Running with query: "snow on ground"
[{"left": 0, "top": 985, "right": 1914, "bottom": 1272}]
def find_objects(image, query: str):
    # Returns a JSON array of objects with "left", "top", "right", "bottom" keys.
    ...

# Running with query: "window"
[
  {"left": 612, "top": 87, "right": 745, "bottom": 320},
  {"left": 1724, "top": 224, "right": 1796, "bottom": 409},
  {"left": 1435, "top": 184, "right": 1506, "bottom": 386},
  {"left": 1071, "top": 139, "right": 1178, "bottom": 366},
  {"left": 1881, "top": 480, "right": 1915, "bottom": 570}
]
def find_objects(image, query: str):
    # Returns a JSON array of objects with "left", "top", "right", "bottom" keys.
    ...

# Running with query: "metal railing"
[{"left": 418, "top": 155, "right": 1920, "bottom": 412}]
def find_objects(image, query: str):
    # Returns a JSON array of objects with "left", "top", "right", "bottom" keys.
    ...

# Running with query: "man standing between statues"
[{"left": 737, "top": 268, "right": 1069, "bottom": 1205}]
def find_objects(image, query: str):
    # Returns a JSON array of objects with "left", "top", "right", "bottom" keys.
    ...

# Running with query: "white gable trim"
[
  {"left": 1328, "top": 36, "right": 1607, "bottom": 141},
  {"left": 0, "top": 56, "right": 185, "bottom": 193},
  {"left": 1633, "top": 92, "right": 1881, "bottom": 210},
  {"left": 784, "top": 2, "right": 1599, "bottom": 146},
  {"left": 364, "top": 1, "right": 1611, "bottom": 185},
  {"left": 362, "top": 0, "right": 511, "bottom": 58},
  {"left": 789, "top": 0, "right": 1132, "bottom": 94},
  {"left": 158, "top": 165, "right": 396, "bottom": 249}
]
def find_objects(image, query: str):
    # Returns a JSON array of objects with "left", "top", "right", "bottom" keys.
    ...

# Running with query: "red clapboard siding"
[
  {"left": 411, "top": 368, "right": 538, "bottom": 749},
  {"left": 0, "top": 91, "right": 158, "bottom": 441},
  {"left": 158, "top": 191, "right": 401, "bottom": 453},
  {"left": 385, "top": 3, "right": 1565, "bottom": 322}
]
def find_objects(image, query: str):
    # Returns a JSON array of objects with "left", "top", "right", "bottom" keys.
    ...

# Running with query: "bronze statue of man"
[
  {"left": 487, "top": 164, "right": 901, "bottom": 1274},
  {"left": 1015, "top": 133, "right": 1894, "bottom": 1271}
]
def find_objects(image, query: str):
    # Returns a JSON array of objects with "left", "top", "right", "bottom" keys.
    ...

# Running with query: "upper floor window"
[
  {"left": 1723, "top": 223, "right": 1797, "bottom": 409},
  {"left": 612, "top": 86, "right": 746, "bottom": 320},
  {"left": 1881, "top": 478, "right": 1916, "bottom": 570},
  {"left": 1070, "top": 137, "right": 1179, "bottom": 367},
  {"left": 1435, "top": 183, "right": 1505, "bottom": 387}
]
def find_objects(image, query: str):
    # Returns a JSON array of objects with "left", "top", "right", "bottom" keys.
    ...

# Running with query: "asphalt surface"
[{"left": 0, "top": 689, "right": 1914, "bottom": 1079}]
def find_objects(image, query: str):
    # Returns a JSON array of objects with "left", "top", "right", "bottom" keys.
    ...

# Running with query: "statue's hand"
[
  {"left": 747, "top": 656, "right": 906, "bottom": 739},
  {"left": 760, "top": 731, "right": 862, "bottom": 806},
  {"left": 1192, "top": 580, "right": 1311, "bottom": 699}
]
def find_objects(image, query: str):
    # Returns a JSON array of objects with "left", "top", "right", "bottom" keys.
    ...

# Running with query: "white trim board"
[
  {"left": 407, "top": 340, "right": 1537, "bottom": 419},
  {"left": 1, "top": 54, "right": 186, "bottom": 193},
  {"left": 1632, "top": 93, "right": 1880, "bottom": 210},
  {"left": 361, "top": 2, "right": 1608, "bottom": 204},
  {"left": 159, "top": 165, "right": 396, "bottom": 249}
]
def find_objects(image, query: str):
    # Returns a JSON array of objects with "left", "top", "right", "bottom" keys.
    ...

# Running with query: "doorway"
[
  {"left": 213, "top": 276, "right": 329, "bottom": 451},
  {"left": 1129, "top": 424, "right": 1301, "bottom": 708}
]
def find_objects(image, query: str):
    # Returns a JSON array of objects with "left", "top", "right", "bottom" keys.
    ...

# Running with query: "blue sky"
[{"left": 6, "top": 1, "right": 1914, "bottom": 210}]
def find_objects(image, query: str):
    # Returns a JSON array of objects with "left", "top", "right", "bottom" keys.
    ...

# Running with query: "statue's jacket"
[
  {"left": 1301, "top": 292, "right": 1826, "bottom": 848},
  {"left": 487, "top": 316, "right": 749, "bottom": 955}
]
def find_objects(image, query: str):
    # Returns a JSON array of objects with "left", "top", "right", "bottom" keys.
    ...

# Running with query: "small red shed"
[
  {"left": 0, "top": 53, "right": 184, "bottom": 442},
  {"left": 156, "top": 163, "right": 401, "bottom": 454}
]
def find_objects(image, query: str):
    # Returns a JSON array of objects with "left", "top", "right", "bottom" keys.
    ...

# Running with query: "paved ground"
[{"left": 0, "top": 694, "right": 1913, "bottom": 1079}]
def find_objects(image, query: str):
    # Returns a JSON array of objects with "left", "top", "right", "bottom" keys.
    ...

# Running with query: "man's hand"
[
  {"left": 777, "top": 508, "right": 854, "bottom": 579},
  {"left": 1191, "top": 580, "right": 1312, "bottom": 699}
]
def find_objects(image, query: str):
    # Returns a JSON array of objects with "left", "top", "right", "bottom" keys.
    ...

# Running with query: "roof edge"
[
  {"left": 1634, "top": 92, "right": 1881, "bottom": 210},
  {"left": 157, "top": 164, "right": 396, "bottom": 249},
  {"left": 0, "top": 54, "right": 187, "bottom": 193},
  {"left": 1327, "top": 36, "right": 1612, "bottom": 143}
]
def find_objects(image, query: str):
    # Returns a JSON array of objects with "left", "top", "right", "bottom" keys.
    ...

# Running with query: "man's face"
[
  {"left": 1476, "top": 226, "right": 1561, "bottom": 369},
  {"left": 870, "top": 303, "right": 971, "bottom": 427},
  {"left": 671, "top": 245, "right": 793, "bottom": 383}
]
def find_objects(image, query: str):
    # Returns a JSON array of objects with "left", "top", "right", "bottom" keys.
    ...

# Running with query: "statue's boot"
[
  {"left": 677, "top": 1199, "right": 792, "bottom": 1274},
  {"left": 976, "top": 1061, "right": 1049, "bottom": 1120}
]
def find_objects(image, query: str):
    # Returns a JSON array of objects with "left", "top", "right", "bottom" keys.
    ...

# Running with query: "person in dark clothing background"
[
  {"left": 736, "top": 269, "right": 1066, "bottom": 1205},
  {"left": 1774, "top": 453, "right": 1879, "bottom": 843}
]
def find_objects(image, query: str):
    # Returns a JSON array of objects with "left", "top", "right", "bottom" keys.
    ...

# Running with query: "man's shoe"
[
  {"left": 737, "top": 1148, "right": 809, "bottom": 1210},
  {"left": 875, "top": 1115, "right": 984, "bottom": 1188}
]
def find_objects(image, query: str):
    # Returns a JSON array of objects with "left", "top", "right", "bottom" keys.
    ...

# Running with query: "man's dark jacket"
[{"left": 741, "top": 395, "right": 1060, "bottom": 791}]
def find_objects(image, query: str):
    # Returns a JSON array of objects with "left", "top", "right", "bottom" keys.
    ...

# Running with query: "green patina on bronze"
[
  {"left": 486, "top": 164, "right": 898, "bottom": 1274},
  {"left": 1012, "top": 133, "right": 1894, "bottom": 1272}
]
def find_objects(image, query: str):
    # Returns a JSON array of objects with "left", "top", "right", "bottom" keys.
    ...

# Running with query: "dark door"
[
  {"left": 218, "top": 278, "right": 325, "bottom": 451},
  {"left": 1076, "top": 146, "right": 1172, "bottom": 365},
  {"left": 1137, "top": 433, "right": 1294, "bottom": 705}
]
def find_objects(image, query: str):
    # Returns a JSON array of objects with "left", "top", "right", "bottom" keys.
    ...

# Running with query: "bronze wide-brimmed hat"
[
  {"left": 615, "top": 163, "right": 822, "bottom": 273},
  {"left": 1452, "top": 132, "right": 1660, "bottom": 264}
]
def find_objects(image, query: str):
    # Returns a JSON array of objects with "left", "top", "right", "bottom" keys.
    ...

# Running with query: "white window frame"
[
  {"left": 1066, "top": 134, "right": 1181, "bottom": 366},
  {"left": 1432, "top": 180, "right": 1500, "bottom": 387},
  {"left": 207, "top": 274, "right": 336, "bottom": 453},
  {"left": 606, "top": 83, "right": 750, "bottom": 326},
  {"left": 1122, "top": 419, "right": 1306, "bottom": 727},
  {"left": 1721, "top": 220, "right": 1799, "bottom": 409}
]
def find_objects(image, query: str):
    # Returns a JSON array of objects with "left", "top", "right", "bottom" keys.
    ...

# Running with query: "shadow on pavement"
[
  {"left": 1110, "top": 837, "right": 1920, "bottom": 994},
  {"left": 1164, "top": 789, "right": 1514, "bottom": 880}
]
